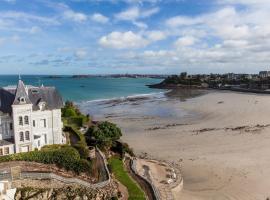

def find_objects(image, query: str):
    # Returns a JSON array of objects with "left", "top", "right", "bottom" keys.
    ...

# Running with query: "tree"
[{"left": 85, "top": 121, "right": 122, "bottom": 148}]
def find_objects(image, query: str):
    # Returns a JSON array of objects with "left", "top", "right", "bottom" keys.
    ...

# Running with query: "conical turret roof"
[{"left": 13, "top": 79, "right": 32, "bottom": 105}]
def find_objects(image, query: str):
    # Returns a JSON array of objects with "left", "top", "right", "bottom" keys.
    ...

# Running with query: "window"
[
  {"left": 25, "top": 131, "right": 30, "bottom": 141},
  {"left": 31, "top": 90, "right": 38, "bottom": 94},
  {"left": 24, "top": 116, "right": 29, "bottom": 125},
  {"left": 19, "top": 97, "right": 25, "bottom": 103},
  {"left": 19, "top": 132, "right": 24, "bottom": 142},
  {"left": 19, "top": 116, "right": 23, "bottom": 125},
  {"left": 33, "top": 120, "right": 36, "bottom": 127},
  {"left": 5, "top": 124, "right": 9, "bottom": 135},
  {"left": 9, "top": 123, "right": 13, "bottom": 130},
  {"left": 40, "top": 119, "right": 46, "bottom": 128},
  {"left": 0, "top": 148, "right": 3, "bottom": 156},
  {"left": 39, "top": 102, "right": 46, "bottom": 111},
  {"left": 44, "top": 134, "right": 47, "bottom": 144},
  {"left": 4, "top": 147, "right": 9, "bottom": 155}
]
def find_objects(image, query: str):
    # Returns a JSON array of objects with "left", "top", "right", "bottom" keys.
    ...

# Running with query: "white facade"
[
  {"left": 0, "top": 79, "right": 65, "bottom": 155},
  {"left": 259, "top": 71, "right": 270, "bottom": 78},
  {"left": 0, "top": 181, "right": 16, "bottom": 200}
]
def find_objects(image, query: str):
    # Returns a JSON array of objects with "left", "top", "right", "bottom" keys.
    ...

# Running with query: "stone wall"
[{"left": 14, "top": 181, "right": 118, "bottom": 200}]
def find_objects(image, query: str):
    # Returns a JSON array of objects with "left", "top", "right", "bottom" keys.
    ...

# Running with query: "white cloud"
[
  {"left": 123, "top": 0, "right": 160, "bottom": 3},
  {"left": 91, "top": 13, "right": 109, "bottom": 24},
  {"left": 115, "top": 6, "right": 159, "bottom": 28},
  {"left": 166, "top": 16, "right": 202, "bottom": 27},
  {"left": 146, "top": 30, "right": 166, "bottom": 41},
  {"left": 143, "top": 50, "right": 173, "bottom": 58},
  {"left": 222, "top": 39, "right": 248, "bottom": 47},
  {"left": 140, "top": 7, "right": 159, "bottom": 18},
  {"left": 218, "top": 0, "right": 270, "bottom": 5},
  {"left": 115, "top": 7, "right": 140, "bottom": 21},
  {"left": 133, "top": 21, "right": 148, "bottom": 29},
  {"left": 0, "top": 11, "right": 60, "bottom": 25},
  {"left": 63, "top": 10, "right": 87, "bottom": 22},
  {"left": 99, "top": 31, "right": 149, "bottom": 49},
  {"left": 174, "top": 36, "right": 197, "bottom": 47}
]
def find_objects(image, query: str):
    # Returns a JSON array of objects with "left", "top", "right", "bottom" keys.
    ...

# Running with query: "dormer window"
[
  {"left": 31, "top": 90, "right": 39, "bottom": 94},
  {"left": 18, "top": 97, "right": 25, "bottom": 103},
  {"left": 38, "top": 102, "right": 46, "bottom": 111}
]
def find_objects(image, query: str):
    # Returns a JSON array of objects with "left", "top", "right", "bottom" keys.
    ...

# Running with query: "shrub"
[
  {"left": 73, "top": 159, "right": 92, "bottom": 174},
  {"left": 0, "top": 145, "right": 91, "bottom": 175},
  {"left": 111, "top": 141, "right": 134, "bottom": 158},
  {"left": 74, "top": 142, "right": 89, "bottom": 159},
  {"left": 68, "top": 117, "right": 83, "bottom": 127},
  {"left": 85, "top": 121, "right": 122, "bottom": 148},
  {"left": 64, "top": 125, "right": 86, "bottom": 146},
  {"left": 63, "top": 108, "right": 77, "bottom": 118}
]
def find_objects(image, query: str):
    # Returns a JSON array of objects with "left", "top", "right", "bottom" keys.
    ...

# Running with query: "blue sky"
[{"left": 0, "top": 0, "right": 270, "bottom": 75}]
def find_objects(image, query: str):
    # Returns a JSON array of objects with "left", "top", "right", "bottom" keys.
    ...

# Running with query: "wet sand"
[{"left": 81, "top": 90, "right": 270, "bottom": 200}]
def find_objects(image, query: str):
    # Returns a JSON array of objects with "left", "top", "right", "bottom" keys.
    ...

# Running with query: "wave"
[{"left": 78, "top": 90, "right": 169, "bottom": 105}]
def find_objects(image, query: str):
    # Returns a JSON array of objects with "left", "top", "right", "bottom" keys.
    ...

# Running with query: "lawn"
[{"left": 109, "top": 157, "right": 146, "bottom": 200}]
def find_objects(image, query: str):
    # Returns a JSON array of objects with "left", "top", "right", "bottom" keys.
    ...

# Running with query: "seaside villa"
[{"left": 0, "top": 79, "right": 65, "bottom": 156}]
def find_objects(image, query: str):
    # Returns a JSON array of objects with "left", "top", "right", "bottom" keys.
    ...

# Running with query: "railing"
[
  {"left": 0, "top": 172, "right": 11, "bottom": 181},
  {"left": 131, "top": 159, "right": 162, "bottom": 200},
  {"left": 96, "top": 147, "right": 111, "bottom": 183},
  {"left": 0, "top": 148, "right": 111, "bottom": 189},
  {"left": 0, "top": 171, "right": 110, "bottom": 189}
]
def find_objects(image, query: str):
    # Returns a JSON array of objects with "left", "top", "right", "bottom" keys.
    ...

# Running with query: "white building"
[
  {"left": 0, "top": 79, "right": 65, "bottom": 156},
  {"left": 259, "top": 71, "right": 270, "bottom": 78},
  {"left": 0, "top": 181, "right": 16, "bottom": 200}
]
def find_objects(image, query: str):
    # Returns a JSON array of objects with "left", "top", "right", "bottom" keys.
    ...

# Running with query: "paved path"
[{"left": 125, "top": 158, "right": 157, "bottom": 200}]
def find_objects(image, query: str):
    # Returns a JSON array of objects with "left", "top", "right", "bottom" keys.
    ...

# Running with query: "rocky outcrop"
[{"left": 15, "top": 182, "right": 118, "bottom": 200}]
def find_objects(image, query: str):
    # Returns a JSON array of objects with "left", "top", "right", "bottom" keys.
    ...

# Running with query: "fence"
[{"left": 0, "top": 148, "right": 111, "bottom": 189}]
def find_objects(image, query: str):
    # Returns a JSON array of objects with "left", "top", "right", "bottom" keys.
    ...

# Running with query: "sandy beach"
[{"left": 82, "top": 90, "right": 270, "bottom": 199}]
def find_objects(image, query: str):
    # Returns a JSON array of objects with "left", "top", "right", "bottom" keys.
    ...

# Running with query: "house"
[
  {"left": 0, "top": 79, "right": 65, "bottom": 156},
  {"left": 226, "top": 73, "right": 237, "bottom": 80},
  {"left": 259, "top": 71, "right": 270, "bottom": 78}
]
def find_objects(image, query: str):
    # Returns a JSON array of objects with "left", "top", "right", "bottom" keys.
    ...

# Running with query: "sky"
[{"left": 0, "top": 0, "right": 270, "bottom": 75}]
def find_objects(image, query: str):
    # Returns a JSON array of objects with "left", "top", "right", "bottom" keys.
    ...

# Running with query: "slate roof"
[
  {"left": 0, "top": 138, "right": 14, "bottom": 147},
  {"left": 13, "top": 80, "right": 31, "bottom": 105},
  {"left": 0, "top": 80, "right": 63, "bottom": 114}
]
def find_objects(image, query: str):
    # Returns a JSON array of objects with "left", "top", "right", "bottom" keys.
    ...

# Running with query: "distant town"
[
  {"left": 149, "top": 71, "right": 270, "bottom": 93},
  {"left": 46, "top": 71, "right": 270, "bottom": 93}
]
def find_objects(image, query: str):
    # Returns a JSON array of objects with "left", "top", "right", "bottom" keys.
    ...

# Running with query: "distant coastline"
[
  {"left": 147, "top": 71, "right": 270, "bottom": 95},
  {"left": 42, "top": 74, "right": 168, "bottom": 79}
]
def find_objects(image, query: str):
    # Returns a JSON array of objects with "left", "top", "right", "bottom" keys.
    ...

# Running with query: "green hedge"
[
  {"left": 0, "top": 145, "right": 91, "bottom": 175},
  {"left": 108, "top": 157, "right": 145, "bottom": 200},
  {"left": 68, "top": 117, "right": 84, "bottom": 127},
  {"left": 67, "top": 116, "right": 88, "bottom": 128},
  {"left": 62, "top": 108, "right": 77, "bottom": 117}
]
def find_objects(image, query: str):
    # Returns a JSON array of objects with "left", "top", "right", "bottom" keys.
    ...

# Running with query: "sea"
[
  {"left": 0, "top": 75, "right": 196, "bottom": 121},
  {"left": 0, "top": 75, "right": 165, "bottom": 103}
]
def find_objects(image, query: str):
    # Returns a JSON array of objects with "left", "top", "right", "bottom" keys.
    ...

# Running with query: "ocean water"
[{"left": 0, "top": 75, "right": 164, "bottom": 102}]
